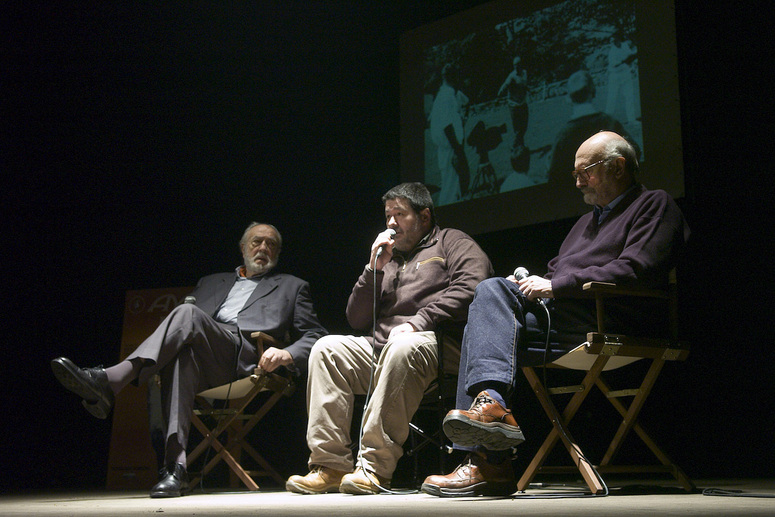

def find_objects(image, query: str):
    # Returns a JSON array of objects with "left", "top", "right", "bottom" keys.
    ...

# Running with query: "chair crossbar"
[
  {"left": 187, "top": 332, "right": 293, "bottom": 491},
  {"left": 518, "top": 272, "right": 694, "bottom": 493}
]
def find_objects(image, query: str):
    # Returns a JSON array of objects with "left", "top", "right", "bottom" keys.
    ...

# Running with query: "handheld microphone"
[
  {"left": 375, "top": 229, "right": 396, "bottom": 259},
  {"left": 513, "top": 266, "right": 546, "bottom": 306}
]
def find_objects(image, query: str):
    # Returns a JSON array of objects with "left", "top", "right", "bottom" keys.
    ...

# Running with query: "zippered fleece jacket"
[{"left": 346, "top": 226, "right": 493, "bottom": 350}]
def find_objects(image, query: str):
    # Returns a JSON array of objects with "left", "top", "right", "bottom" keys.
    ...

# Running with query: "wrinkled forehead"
[
  {"left": 574, "top": 138, "right": 605, "bottom": 167},
  {"left": 246, "top": 225, "right": 280, "bottom": 243}
]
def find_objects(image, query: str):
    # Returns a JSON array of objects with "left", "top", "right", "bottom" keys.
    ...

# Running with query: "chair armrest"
[
  {"left": 249, "top": 331, "right": 282, "bottom": 347},
  {"left": 249, "top": 331, "right": 284, "bottom": 358},
  {"left": 583, "top": 281, "right": 669, "bottom": 299}
]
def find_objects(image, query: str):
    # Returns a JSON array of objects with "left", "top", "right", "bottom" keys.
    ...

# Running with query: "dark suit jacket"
[{"left": 190, "top": 270, "right": 327, "bottom": 376}]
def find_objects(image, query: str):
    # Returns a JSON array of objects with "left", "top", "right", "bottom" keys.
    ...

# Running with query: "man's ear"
[
  {"left": 612, "top": 156, "right": 627, "bottom": 179},
  {"left": 420, "top": 208, "right": 432, "bottom": 224}
]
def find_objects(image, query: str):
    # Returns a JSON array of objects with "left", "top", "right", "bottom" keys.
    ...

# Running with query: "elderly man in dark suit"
[{"left": 51, "top": 222, "right": 327, "bottom": 498}]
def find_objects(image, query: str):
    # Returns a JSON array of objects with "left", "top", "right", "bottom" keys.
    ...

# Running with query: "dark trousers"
[{"left": 127, "top": 304, "right": 256, "bottom": 453}]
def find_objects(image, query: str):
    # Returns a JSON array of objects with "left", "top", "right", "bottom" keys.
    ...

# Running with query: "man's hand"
[
  {"left": 388, "top": 322, "right": 416, "bottom": 339},
  {"left": 370, "top": 229, "right": 396, "bottom": 271},
  {"left": 508, "top": 274, "right": 553, "bottom": 301},
  {"left": 258, "top": 347, "right": 293, "bottom": 373}
]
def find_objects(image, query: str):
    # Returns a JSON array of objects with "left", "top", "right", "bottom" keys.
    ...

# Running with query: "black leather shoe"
[
  {"left": 51, "top": 357, "right": 114, "bottom": 419},
  {"left": 150, "top": 463, "right": 189, "bottom": 498}
]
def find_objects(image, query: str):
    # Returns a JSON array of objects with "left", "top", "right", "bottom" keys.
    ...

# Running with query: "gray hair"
[
  {"left": 601, "top": 137, "right": 640, "bottom": 177},
  {"left": 239, "top": 222, "right": 282, "bottom": 248}
]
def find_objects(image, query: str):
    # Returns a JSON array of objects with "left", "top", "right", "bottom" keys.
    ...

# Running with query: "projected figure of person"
[
  {"left": 497, "top": 56, "right": 530, "bottom": 173},
  {"left": 605, "top": 33, "right": 639, "bottom": 124},
  {"left": 51, "top": 223, "right": 327, "bottom": 498},
  {"left": 286, "top": 182, "right": 492, "bottom": 495},
  {"left": 430, "top": 63, "right": 470, "bottom": 205},
  {"left": 466, "top": 120, "right": 509, "bottom": 197},
  {"left": 546, "top": 70, "right": 636, "bottom": 189},
  {"left": 421, "top": 132, "right": 689, "bottom": 497}
]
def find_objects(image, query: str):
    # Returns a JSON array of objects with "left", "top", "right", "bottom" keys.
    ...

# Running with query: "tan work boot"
[
  {"left": 285, "top": 466, "right": 350, "bottom": 494},
  {"left": 339, "top": 467, "right": 391, "bottom": 495}
]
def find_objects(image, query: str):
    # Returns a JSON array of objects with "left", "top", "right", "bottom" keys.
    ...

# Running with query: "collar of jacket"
[{"left": 392, "top": 225, "right": 440, "bottom": 263}]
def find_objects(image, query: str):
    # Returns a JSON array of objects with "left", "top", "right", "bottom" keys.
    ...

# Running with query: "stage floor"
[{"left": 2, "top": 479, "right": 773, "bottom": 516}]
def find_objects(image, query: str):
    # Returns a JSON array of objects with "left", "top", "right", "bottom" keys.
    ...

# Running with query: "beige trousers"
[{"left": 305, "top": 331, "right": 438, "bottom": 480}]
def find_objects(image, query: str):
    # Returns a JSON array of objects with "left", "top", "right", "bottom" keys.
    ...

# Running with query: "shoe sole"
[
  {"left": 150, "top": 485, "right": 189, "bottom": 498},
  {"left": 421, "top": 481, "right": 516, "bottom": 497},
  {"left": 338, "top": 479, "right": 383, "bottom": 495},
  {"left": 442, "top": 414, "right": 525, "bottom": 450},
  {"left": 150, "top": 491, "right": 182, "bottom": 498},
  {"left": 81, "top": 398, "right": 110, "bottom": 419},
  {"left": 51, "top": 358, "right": 111, "bottom": 419},
  {"left": 51, "top": 358, "right": 99, "bottom": 401},
  {"left": 285, "top": 479, "right": 340, "bottom": 495}
]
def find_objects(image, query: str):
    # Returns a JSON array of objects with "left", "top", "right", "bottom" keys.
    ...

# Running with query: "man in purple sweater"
[{"left": 422, "top": 131, "right": 690, "bottom": 497}]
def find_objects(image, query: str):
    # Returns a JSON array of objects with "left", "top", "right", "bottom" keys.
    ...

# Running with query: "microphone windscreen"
[{"left": 513, "top": 266, "right": 530, "bottom": 280}]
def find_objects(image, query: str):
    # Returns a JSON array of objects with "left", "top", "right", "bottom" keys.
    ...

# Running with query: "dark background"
[{"left": 1, "top": 1, "right": 771, "bottom": 491}]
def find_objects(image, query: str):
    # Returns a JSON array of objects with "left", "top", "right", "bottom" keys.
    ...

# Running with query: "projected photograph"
[{"left": 423, "top": 0, "right": 643, "bottom": 207}]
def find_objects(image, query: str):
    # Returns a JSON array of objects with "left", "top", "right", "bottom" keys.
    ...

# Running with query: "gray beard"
[{"left": 245, "top": 257, "right": 276, "bottom": 277}]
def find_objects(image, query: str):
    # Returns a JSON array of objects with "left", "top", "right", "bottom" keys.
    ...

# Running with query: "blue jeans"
[{"left": 455, "top": 277, "right": 592, "bottom": 412}]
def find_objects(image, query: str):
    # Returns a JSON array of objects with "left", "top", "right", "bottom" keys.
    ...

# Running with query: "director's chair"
[
  {"left": 187, "top": 331, "right": 295, "bottom": 490},
  {"left": 405, "top": 323, "right": 462, "bottom": 485},
  {"left": 518, "top": 271, "right": 695, "bottom": 494}
]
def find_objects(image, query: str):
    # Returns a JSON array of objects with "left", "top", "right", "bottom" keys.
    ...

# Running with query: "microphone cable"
[
  {"left": 540, "top": 303, "right": 609, "bottom": 498},
  {"left": 198, "top": 331, "right": 245, "bottom": 494},
  {"left": 352, "top": 256, "right": 419, "bottom": 494},
  {"left": 190, "top": 294, "right": 245, "bottom": 494},
  {"left": 514, "top": 268, "right": 609, "bottom": 498}
]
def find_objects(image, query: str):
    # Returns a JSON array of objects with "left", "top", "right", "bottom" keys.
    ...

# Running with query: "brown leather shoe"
[
  {"left": 339, "top": 467, "right": 390, "bottom": 495},
  {"left": 421, "top": 452, "right": 516, "bottom": 497},
  {"left": 442, "top": 391, "right": 525, "bottom": 450},
  {"left": 285, "top": 466, "right": 350, "bottom": 494}
]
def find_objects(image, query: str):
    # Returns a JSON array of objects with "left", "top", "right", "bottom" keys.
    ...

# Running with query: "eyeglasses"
[{"left": 571, "top": 159, "right": 608, "bottom": 181}]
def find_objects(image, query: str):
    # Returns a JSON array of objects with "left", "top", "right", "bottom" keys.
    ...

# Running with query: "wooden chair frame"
[
  {"left": 187, "top": 331, "right": 294, "bottom": 490},
  {"left": 517, "top": 272, "right": 695, "bottom": 494}
]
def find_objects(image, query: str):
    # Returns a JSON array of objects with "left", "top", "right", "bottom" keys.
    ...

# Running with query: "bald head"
[
  {"left": 574, "top": 131, "right": 638, "bottom": 206},
  {"left": 578, "top": 131, "right": 639, "bottom": 174}
]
